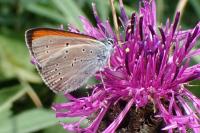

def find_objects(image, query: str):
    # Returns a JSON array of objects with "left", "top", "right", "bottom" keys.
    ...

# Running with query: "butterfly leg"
[
  {"left": 108, "top": 56, "right": 112, "bottom": 69},
  {"left": 100, "top": 71, "right": 106, "bottom": 90}
]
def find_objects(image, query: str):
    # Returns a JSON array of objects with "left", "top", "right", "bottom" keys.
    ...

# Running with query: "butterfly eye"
[
  {"left": 102, "top": 38, "right": 114, "bottom": 46},
  {"left": 107, "top": 38, "right": 114, "bottom": 45},
  {"left": 65, "top": 43, "right": 69, "bottom": 47}
]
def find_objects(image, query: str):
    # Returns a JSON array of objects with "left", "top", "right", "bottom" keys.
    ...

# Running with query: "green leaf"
[
  {"left": 43, "top": 125, "right": 66, "bottom": 133},
  {"left": 0, "top": 34, "right": 41, "bottom": 83},
  {"left": 189, "top": 0, "right": 200, "bottom": 18},
  {"left": 54, "top": 95, "right": 68, "bottom": 103},
  {"left": 193, "top": 55, "right": 200, "bottom": 64},
  {"left": 52, "top": 0, "right": 86, "bottom": 29},
  {"left": 95, "top": 0, "right": 110, "bottom": 21},
  {"left": 0, "top": 108, "right": 12, "bottom": 124},
  {"left": 0, "top": 85, "right": 26, "bottom": 114},
  {"left": 24, "top": 3, "right": 67, "bottom": 24},
  {"left": 0, "top": 108, "right": 87, "bottom": 133},
  {"left": 0, "top": 109, "right": 56, "bottom": 133},
  {"left": 16, "top": 67, "right": 41, "bottom": 83},
  {"left": 188, "top": 80, "right": 200, "bottom": 97},
  {"left": 0, "top": 34, "right": 31, "bottom": 69}
]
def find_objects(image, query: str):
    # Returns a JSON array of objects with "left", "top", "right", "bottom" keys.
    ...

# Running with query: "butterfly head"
[
  {"left": 106, "top": 38, "right": 114, "bottom": 46},
  {"left": 101, "top": 38, "right": 114, "bottom": 51}
]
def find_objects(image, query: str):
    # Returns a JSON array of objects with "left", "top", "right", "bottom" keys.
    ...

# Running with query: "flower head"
[{"left": 53, "top": 0, "right": 200, "bottom": 132}]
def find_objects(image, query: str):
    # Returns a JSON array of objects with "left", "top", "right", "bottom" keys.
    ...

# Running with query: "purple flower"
[{"left": 52, "top": 0, "right": 200, "bottom": 132}]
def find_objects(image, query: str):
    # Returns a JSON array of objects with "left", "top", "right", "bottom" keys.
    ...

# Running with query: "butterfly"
[{"left": 25, "top": 28, "right": 114, "bottom": 93}]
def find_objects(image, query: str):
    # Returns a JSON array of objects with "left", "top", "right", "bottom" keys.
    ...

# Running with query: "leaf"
[
  {"left": 0, "top": 34, "right": 41, "bottom": 83},
  {"left": 0, "top": 85, "right": 26, "bottom": 114},
  {"left": 95, "top": 0, "right": 110, "bottom": 21},
  {"left": 0, "top": 34, "right": 31, "bottom": 69},
  {"left": 0, "top": 108, "right": 87, "bottom": 133},
  {"left": 43, "top": 125, "right": 66, "bottom": 133},
  {"left": 0, "top": 109, "right": 56, "bottom": 133},
  {"left": 0, "top": 108, "right": 12, "bottom": 124},
  {"left": 16, "top": 67, "right": 41, "bottom": 83},
  {"left": 52, "top": 0, "right": 86, "bottom": 29},
  {"left": 188, "top": 80, "right": 200, "bottom": 97},
  {"left": 24, "top": 3, "right": 67, "bottom": 24},
  {"left": 54, "top": 95, "right": 68, "bottom": 103},
  {"left": 189, "top": 0, "right": 200, "bottom": 18}
]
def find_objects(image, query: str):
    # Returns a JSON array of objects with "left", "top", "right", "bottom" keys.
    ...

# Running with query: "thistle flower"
[{"left": 52, "top": 0, "right": 200, "bottom": 132}]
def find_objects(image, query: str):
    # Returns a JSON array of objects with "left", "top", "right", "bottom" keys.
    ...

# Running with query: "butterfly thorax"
[{"left": 96, "top": 38, "right": 114, "bottom": 70}]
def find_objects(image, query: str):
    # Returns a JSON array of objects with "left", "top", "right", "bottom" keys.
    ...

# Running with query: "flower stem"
[
  {"left": 19, "top": 78, "right": 43, "bottom": 108},
  {"left": 175, "top": 0, "right": 188, "bottom": 20},
  {"left": 109, "top": 0, "right": 121, "bottom": 46}
]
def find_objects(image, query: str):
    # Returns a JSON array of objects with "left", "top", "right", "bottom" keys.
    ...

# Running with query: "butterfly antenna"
[{"left": 107, "top": 53, "right": 112, "bottom": 69}]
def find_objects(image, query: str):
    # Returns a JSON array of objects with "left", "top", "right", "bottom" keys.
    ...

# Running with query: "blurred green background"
[{"left": 0, "top": 0, "right": 199, "bottom": 133}]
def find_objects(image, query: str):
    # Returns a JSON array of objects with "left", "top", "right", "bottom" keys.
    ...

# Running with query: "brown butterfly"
[{"left": 25, "top": 28, "right": 114, "bottom": 93}]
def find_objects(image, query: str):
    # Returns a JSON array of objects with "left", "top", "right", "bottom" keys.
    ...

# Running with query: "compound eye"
[{"left": 107, "top": 38, "right": 114, "bottom": 45}]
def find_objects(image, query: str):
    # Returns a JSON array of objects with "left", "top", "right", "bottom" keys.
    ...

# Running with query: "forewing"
[
  {"left": 25, "top": 28, "right": 97, "bottom": 66},
  {"left": 40, "top": 42, "right": 105, "bottom": 93},
  {"left": 25, "top": 28, "right": 106, "bottom": 93}
]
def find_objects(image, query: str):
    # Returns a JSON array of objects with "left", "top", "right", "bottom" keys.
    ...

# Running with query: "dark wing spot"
[
  {"left": 65, "top": 43, "right": 69, "bottom": 47},
  {"left": 72, "top": 63, "right": 74, "bottom": 67},
  {"left": 64, "top": 56, "right": 67, "bottom": 59},
  {"left": 58, "top": 72, "right": 61, "bottom": 75},
  {"left": 82, "top": 49, "right": 85, "bottom": 52},
  {"left": 90, "top": 50, "right": 93, "bottom": 53},
  {"left": 46, "top": 45, "right": 49, "bottom": 48},
  {"left": 65, "top": 50, "right": 68, "bottom": 53},
  {"left": 60, "top": 77, "right": 63, "bottom": 80},
  {"left": 46, "top": 51, "right": 49, "bottom": 53}
]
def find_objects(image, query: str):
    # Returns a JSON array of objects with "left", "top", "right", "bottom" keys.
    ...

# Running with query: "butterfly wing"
[{"left": 25, "top": 28, "right": 107, "bottom": 93}]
